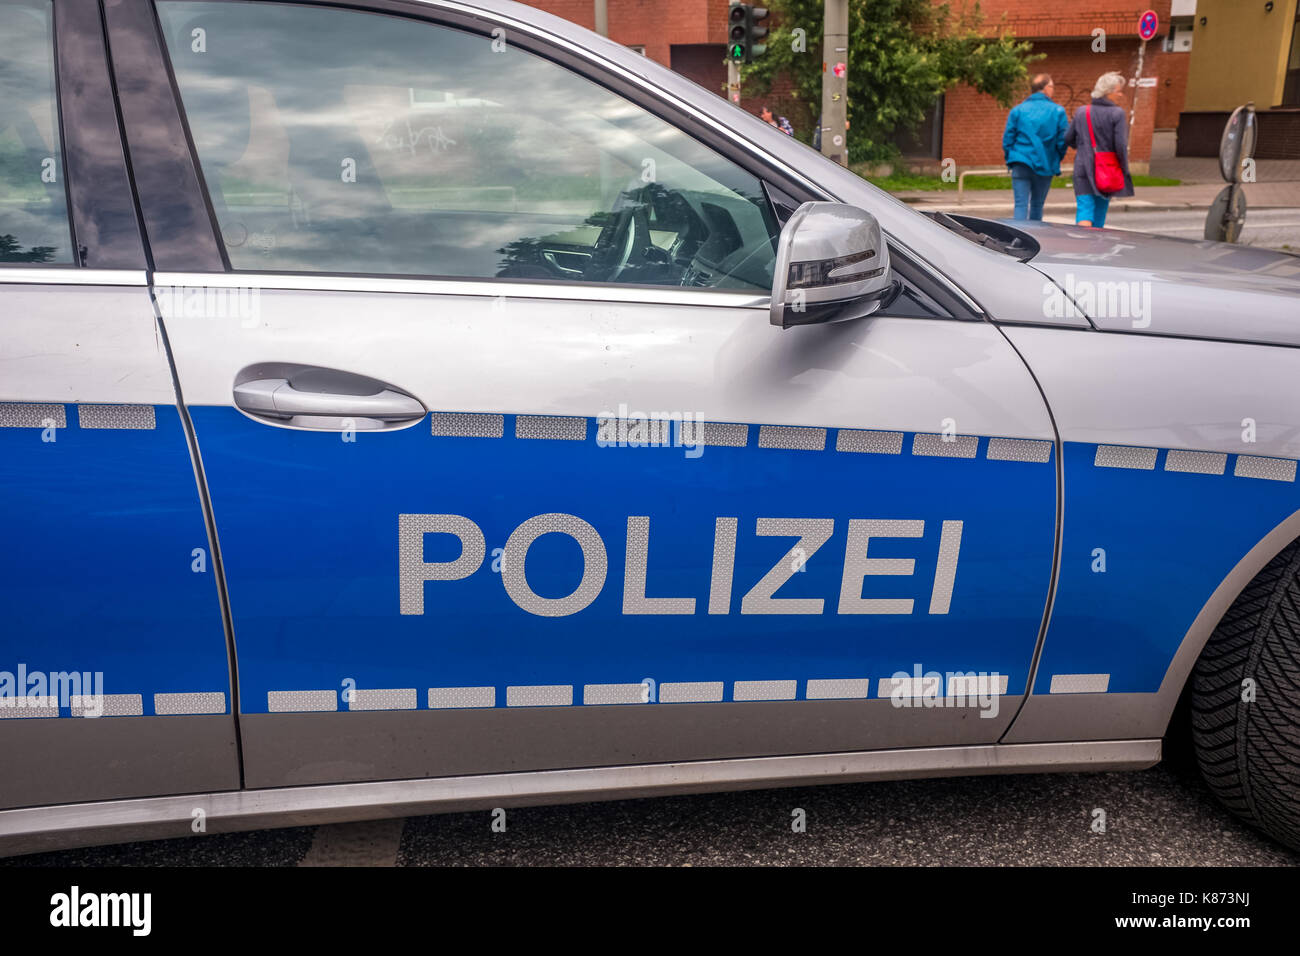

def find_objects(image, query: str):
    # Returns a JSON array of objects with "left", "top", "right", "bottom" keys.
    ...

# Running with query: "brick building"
[
  {"left": 936, "top": 1, "right": 1182, "bottom": 173},
  {"left": 521, "top": 0, "right": 1191, "bottom": 171}
]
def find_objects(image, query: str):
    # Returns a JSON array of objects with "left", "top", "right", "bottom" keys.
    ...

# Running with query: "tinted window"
[
  {"left": 157, "top": 1, "right": 778, "bottom": 290},
  {"left": 0, "top": 0, "right": 73, "bottom": 264}
]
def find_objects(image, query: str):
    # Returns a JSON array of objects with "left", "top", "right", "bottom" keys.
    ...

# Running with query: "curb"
[{"left": 898, "top": 199, "right": 1297, "bottom": 214}]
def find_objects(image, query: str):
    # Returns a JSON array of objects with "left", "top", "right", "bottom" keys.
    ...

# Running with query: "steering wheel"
[{"left": 585, "top": 180, "right": 651, "bottom": 282}]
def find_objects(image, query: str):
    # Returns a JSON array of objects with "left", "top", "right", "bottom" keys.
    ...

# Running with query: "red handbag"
[{"left": 1087, "top": 106, "right": 1125, "bottom": 194}]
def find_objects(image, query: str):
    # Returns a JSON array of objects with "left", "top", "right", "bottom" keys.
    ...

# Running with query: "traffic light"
[
  {"left": 727, "top": 3, "right": 769, "bottom": 63},
  {"left": 728, "top": 3, "right": 747, "bottom": 62},
  {"left": 747, "top": 5, "right": 769, "bottom": 61}
]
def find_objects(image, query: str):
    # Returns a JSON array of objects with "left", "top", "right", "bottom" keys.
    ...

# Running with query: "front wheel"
[{"left": 1191, "top": 538, "right": 1300, "bottom": 850}]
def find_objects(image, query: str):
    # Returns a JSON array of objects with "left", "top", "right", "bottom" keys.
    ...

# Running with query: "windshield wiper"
[{"left": 924, "top": 211, "right": 1035, "bottom": 261}]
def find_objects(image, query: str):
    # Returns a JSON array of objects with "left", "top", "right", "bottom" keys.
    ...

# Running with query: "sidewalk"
[
  {"left": 894, "top": 179, "right": 1300, "bottom": 215},
  {"left": 1147, "top": 156, "right": 1300, "bottom": 184}
]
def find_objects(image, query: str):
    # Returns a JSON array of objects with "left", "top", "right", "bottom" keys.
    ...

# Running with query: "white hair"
[{"left": 1092, "top": 72, "right": 1126, "bottom": 99}]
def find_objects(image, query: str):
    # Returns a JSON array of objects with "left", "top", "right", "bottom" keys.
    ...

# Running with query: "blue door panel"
[
  {"left": 191, "top": 407, "right": 1056, "bottom": 713},
  {"left": 0, "top": 405, "right": 230, "bottom": 713},
  {"left": 1034, "top": 441, "right": 1300, "bottom": 694}
]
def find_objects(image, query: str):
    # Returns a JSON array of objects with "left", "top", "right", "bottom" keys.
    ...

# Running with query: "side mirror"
[{"left": 770, "top": 201, "right": 899, "bottom": 328}]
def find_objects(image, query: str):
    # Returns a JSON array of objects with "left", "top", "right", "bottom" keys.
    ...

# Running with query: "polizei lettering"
[{"left": 399, "top": 514, "right": 962, "bottom": 618}]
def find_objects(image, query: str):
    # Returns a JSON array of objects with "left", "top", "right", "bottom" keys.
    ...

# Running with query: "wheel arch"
[
  {"left": 1153, "top": 506, "right": 1300, "bottom": 729},
  {"left": 1002, "top": 506, "right": 1300, "bottom": 745}
]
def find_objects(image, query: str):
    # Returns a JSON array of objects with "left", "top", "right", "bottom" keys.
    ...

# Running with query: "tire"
[{"left": 1191, "top": 538, "right": 1300, "bottom": 850}]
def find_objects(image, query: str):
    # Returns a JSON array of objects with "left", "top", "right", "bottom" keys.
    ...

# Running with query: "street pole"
[
  {"left": 821, "top": 0, "right": 848, "bottom": 165},
  {"left": 1129, "top": 37, "right": 1145, "bottom": 128},
  {"left": 728, "top": 59, "right": 740, "bottom": 106},
  {"left": 594, "top": 0, "right": 607, "bottom": 37}
]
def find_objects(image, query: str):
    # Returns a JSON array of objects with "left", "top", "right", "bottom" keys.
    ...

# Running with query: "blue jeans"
[
  {"left": 1076, "top": 193, "right": 1111, "bottom": 227},
  {"left": 1010, "top": 163, "right": 1052, "bottom": 220}
]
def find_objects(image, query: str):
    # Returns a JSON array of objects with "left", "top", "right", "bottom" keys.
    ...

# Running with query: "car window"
[
  {"left": 0, "top": 0, "right": 73, "bottom": 264},
  {"left": 156, "top": 1, "right": 779, "bottom": 291}
]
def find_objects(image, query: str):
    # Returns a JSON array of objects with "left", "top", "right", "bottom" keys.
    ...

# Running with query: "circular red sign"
[{"left": 1138, "top": 9, "right": 1159, "bottom": 40}]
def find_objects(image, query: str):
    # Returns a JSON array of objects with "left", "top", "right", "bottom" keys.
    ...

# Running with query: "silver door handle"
[{"left": 233, "top": 378, "right": 426, "bottom": 422}]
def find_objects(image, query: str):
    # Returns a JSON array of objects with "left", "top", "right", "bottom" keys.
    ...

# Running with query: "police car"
[{"left": 2, "top": 0, "right": 1299, "bottom": 856}]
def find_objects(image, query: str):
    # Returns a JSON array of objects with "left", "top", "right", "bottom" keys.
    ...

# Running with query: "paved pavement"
[
  {"left": 890, "top": 156, "right": 1300, "bottom": 251},
  {"left": 895, "top": 181, "right": 1300, "bottom": 216},
  {"left": 8, "top": 754, "right": 1300, "bottom": 866},
  {"left": 892, "top": 157, "right": 1300, "bottom": 220}
]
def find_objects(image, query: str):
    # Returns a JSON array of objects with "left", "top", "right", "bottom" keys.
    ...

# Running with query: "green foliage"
[{"left": 742, "top": 0, "right": 1040, "bottom": 163}]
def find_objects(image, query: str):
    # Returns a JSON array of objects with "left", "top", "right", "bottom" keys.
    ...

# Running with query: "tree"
[
  {"left": 743, "top": 0, "right": 1040, "bottom": 163},
  {"left": 0, "top": 234, "right": 56, "bottom": 263}
]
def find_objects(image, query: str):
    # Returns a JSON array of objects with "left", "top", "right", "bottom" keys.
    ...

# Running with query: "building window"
[{"left": 1284, "top": 6, "right": 1300, "bottom": 106}]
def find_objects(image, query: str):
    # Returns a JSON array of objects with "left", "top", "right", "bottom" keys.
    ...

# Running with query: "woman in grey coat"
[{"left": 1063, "top": 71, "right": 1134, "bottom": 228}]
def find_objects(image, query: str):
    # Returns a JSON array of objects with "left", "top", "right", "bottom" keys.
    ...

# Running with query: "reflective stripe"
[
  {"left": 660, "top": 681, "right": 724, "bottom": 703},
  {"left": 877, "top": 675, "right": 1008, "bottom": 697},
  {"left": 0, "top": 696, "right": 58, "bottom": 718},
  {"left": 515, "top": 415, "right": 586, "bottom": 440},
  {"left": 153, "top": 692, "right": 226, "bottom": 715},
  {"left": 582, "top": 683, "right": 647, "bottom": 705},
  {"left": 836, "top": 429, "right": 903, "bottom": 454},
  {"left": 946, "top": 673, "right": 1009, "bottom": 696},
  {"left": 1165, "top": 449, "right": 1227, "bottom": 475},
  {"left": 1234, "top": 455, "right": 1297, "bottom": 483},
  {"left": 76, "top": 404, "right": 156, "bottom": 430},
  {"left": 1049, "top": 673, "right": 1110, "bottom": 694},
  {"left": 268, "top": 690, "right": 338, "bottom": 713},
  {"left": 758, "top": 425, "right": 826, "bottom": 451},
  {"left": 682, "top": 421, "right": 748, "bottom": 447},
  {"left": 70, "top": 694, "right": 143, "bottom": 717},
  {"left": 430, "top": 412, "right": 504, "bottom": 438},
  {"left": 732, "top": 679, "right": 797, "bottom": 701},
  {"left": 986, "top": 437, "right": 1051, "bottom": 463},
  {"left": 597, "top": 417, "right": 670, "bottom": 445},
  {"left": 506, "top": 684, "right": 573, "bottom": 707},
  {"left": 805, "top": 678, "right": 872, "bottom": 699},
  {"left": 912, "top": 434, "right": 978, "bottom": 458},
  {"left": 877, "top": 676, "right": 937, "bottom": 698},
  {"left": 0, "top": 403, "right": 65, "bottom": 428},
  {"left": 347, "top": 689, "right": 417, "bottom": 711},
  {"left": 428, "top": 687, "right": 496, "bottom": 709},
  {"left": 1094, "top": 445, "right": 1158, "bottom": 470}
]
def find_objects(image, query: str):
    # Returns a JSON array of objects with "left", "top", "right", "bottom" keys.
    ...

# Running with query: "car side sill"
[{"left": 0, "top": 739, "right": 1159, "bottom": 857}]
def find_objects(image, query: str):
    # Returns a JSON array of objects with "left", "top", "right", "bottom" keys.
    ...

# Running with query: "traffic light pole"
[
  {"left": 821, "top": 0, "right": 848, "bottom": 165},
  {"left": 726, "top": 3, "right": 766, "bottom": 107}
]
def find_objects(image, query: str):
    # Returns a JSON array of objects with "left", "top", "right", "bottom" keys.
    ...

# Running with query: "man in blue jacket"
[{"left": 1001, "top": 74, "right": 1067, "bottom": 221}]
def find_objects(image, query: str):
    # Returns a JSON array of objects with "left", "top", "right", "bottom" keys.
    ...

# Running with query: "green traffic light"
[{"left": 730, "top": 42, "right": 745, "bottom": 60}]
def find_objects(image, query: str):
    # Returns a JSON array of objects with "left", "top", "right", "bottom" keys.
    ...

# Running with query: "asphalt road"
[
  {"left": 1044, "top": 207, "right": 1300, "bottom": 252},
  {"left": 8, "top": 749, "right": 1300, "bottom": 866}
]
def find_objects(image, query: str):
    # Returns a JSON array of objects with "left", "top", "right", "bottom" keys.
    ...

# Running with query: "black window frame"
[{"left": 57, "top": 0, "right": 149, "bottom": 269}]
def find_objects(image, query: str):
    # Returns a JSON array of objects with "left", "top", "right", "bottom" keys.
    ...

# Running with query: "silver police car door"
[
  {"left": 141, "top": 0, "right": 1057, "bottom": 789},
  {"left": 0, "top": 0, "right": 238, "bottom": 811}
]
